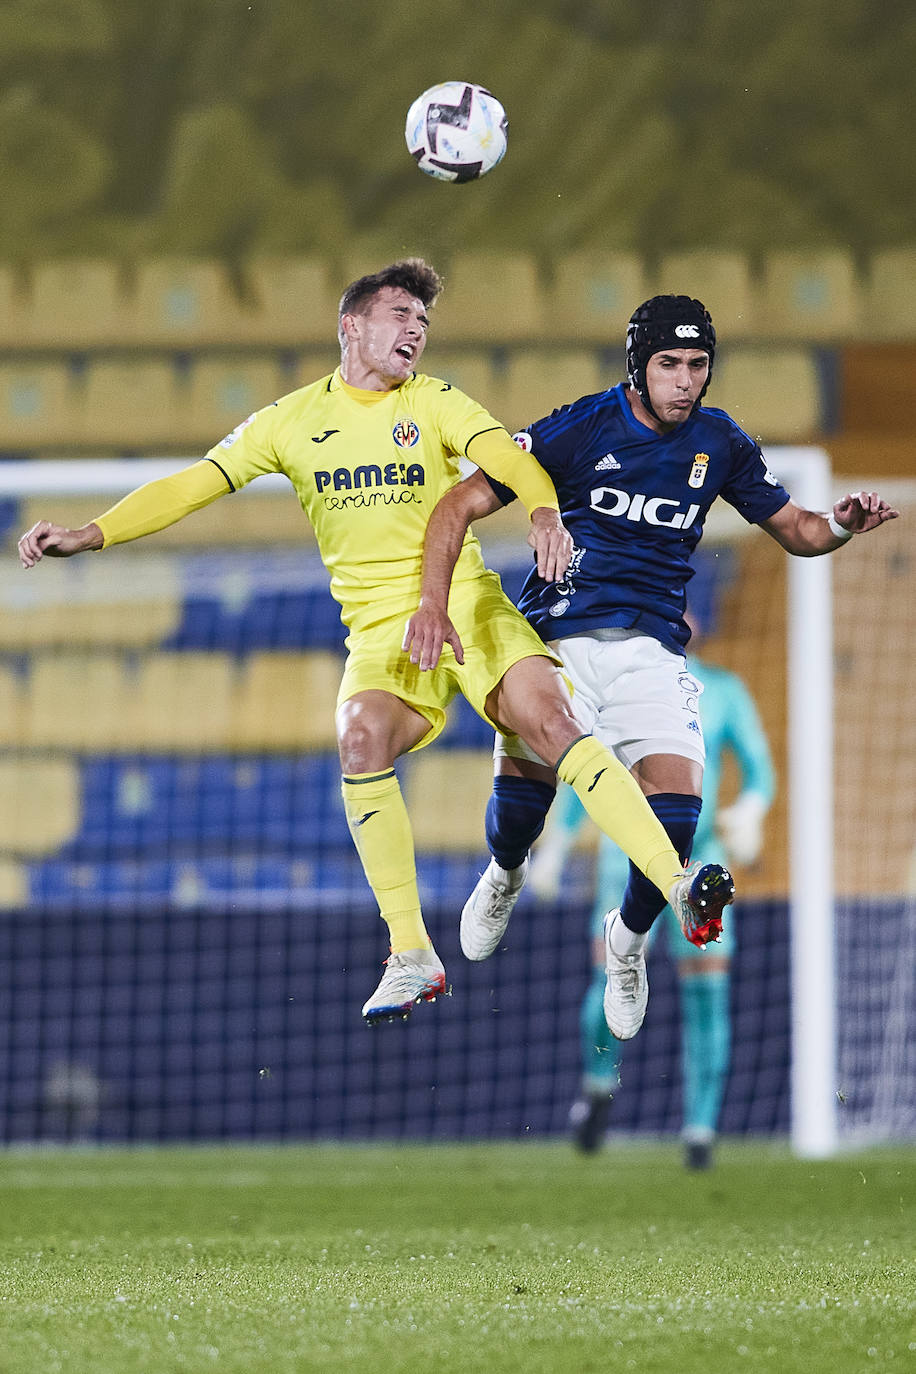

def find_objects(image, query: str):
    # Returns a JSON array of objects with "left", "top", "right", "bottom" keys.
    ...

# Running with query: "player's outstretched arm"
[
  {"left": 17, "top": 460, "right": 232, "bottom": 570},
  {"left": 761, "top": 490, "right": 899, "bottom": 556},
  {"left": 403, "top": 470, "right": 503, "bottom": 672}
]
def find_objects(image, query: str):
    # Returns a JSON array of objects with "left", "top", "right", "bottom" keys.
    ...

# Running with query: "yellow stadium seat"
[
  {"left": 712, "top": 347, "right": 822, "bottom": 441},
  {"left": 130, "top": 652, "right": 236, "bottom": 752},
  {"left": 0, "top": 265, "right": 26, "bottom": 348},
  {"left": 501, "top": 348, "right": 608, "bottom": 433},
  {"left": 0, "top": 596, "right": 181, "bottom": 651},
  {"left": 547, "top": 253, "right": 646, "bottom": 343},
  {"left": 434, "top": 253, "right": 545, "bottom": 343},
  {"left": 0, "top": 859, "right": 27, "bottom": 908},
  {"left": 230, "top": 651, "right": 342, "bottom": 751},
  {"left": 420, "top": 349, "right": 504, "bottom": 417},
  {"left": 22, "top": 655, "right": 133, "bottom": 751},
  {"left": 288, "top": 350, "right": 346, "bottom": 389},
  {"left": 863, "top": 248, "right": 916, "bottom": 342},
  {"left": 0, "top": 759, "right": 81, "bottom": 856},
  {"left": 128, "top": 258, "right": 244, "bottom": 346},
  {"left": 239, "top": 258, "right": 339, "bottom": 345},
  {"left": 184, "top": 356, "right": 285, "bottom": 446},
  {"left": 654, "top": 251, "right": 756, "bottom": 338},
  {"left": 758, "top": 251, "right": 862, "bottom": 340},
  {"left": 0, "top": 362, "right": 78, "bottom": 449},
  {"left": 24, "top": 259, "right": 129, "bottom": 347},
  {"left": 0, "top": 665, "right": 24, "bottom": 742},
  {"left": 79, "top": 359, "right": 181, "bottom": 448},
  {"left": 404, "top": 748, "right": 493, "bottom": 852}
]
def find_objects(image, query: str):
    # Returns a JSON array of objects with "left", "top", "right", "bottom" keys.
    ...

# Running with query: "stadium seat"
[
  {"left": 128, "top": 258, "right": 244, "bottom": 346},
  {"left": 862, "top": 248, "right": 916, "bottom": 342},
  {"left": 0, "top": 665, "right": 24, "bottom": 741},
  {"left": 501, "top": 349, "right": 608, "bottom": 432},
  {"left": 24, "top": 260, "right": 129, "bottom": 348},
  {"left": 131, "top": 652, "right": 237, "bottom": 752},
  {"left": 404, "top": 748, "right": 494, "bottom": 852},
  {"left": 230, "top": 651, "right": 342, "bottom": 751},
  {"left": 21, "top": 655, "right": 134, "bottom": 751},
  {"left": 547, "top": 252, "right": 646, "bottom": 343},
  {"left": 239, "top": 258, "right": 339, "bottom": 345},
  {"left": 654, "top": 251, "right": 757, "bottom": 338},
  {"left": 420, "top": 349, "right": 504, "bottom": 417},
  {"left": 712, "top": 347, "right": 822, "bottom": 441},
  {"left": 0, "top": 362, "right": 78, "bottom": 450},
  {"left": 0, "top": 596, "right": 181, "bottom": 651},
  {"left": 283, "top": 351, "right": 342, "bottom": 390},
  {"left": 434, "top": 253, "right": 545, "bottom": 343},
  {"left": 78, "top": 359, "right": 182, "bottom": 448},
  {"left": 0, "top": 265, "right": 25, "bottom": 348},
  {"left": 757, "top": 251, "right": 862, "bottom": 340},
  {"left": 0, "top": 759, "right": 81, "bottom": 856},
  {"left": 183, "top": 357, "right": 285, "bottom": 446}
]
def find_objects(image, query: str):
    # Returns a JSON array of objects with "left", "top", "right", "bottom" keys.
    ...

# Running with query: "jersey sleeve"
[
  {"left": 720, "top": 426, "right": 791, "bottom": 524},
  {"left": 203, "top": 400, "right": 285, "bottom": 490},
  {"left": 477, "top": 418, "right": 566, "bottom": 508}
]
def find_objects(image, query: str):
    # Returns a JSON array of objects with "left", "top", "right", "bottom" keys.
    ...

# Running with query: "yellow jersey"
[{"left": 207, "top": 368, "right": 507, "bottom": 634}]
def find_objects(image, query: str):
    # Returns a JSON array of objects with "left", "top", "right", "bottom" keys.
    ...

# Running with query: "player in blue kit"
[
  {"left": 405, "top": 294, "right": 898, "bottom": 1042},
  {"left": 530, "top": 608, "right": 776, "bottom": 1167}
]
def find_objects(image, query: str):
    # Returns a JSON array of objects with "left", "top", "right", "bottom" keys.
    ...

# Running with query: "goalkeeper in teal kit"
[{"left": 531, "top": 627, "right": 775, "bottom": 1168}]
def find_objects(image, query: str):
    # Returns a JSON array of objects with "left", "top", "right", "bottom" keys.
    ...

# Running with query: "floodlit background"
[{"left": 0, "top": 0, "right": 912, "bottom": 1149}]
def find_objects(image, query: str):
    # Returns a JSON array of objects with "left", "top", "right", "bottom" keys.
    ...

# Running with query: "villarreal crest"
[{"left": 392, "top": 418, "right": 421, "bottom": 448}]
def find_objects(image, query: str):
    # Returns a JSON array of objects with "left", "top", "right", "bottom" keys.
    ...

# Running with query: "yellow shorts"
[{"left": 337, "top": 569, "right": 560, "bottom": 750}]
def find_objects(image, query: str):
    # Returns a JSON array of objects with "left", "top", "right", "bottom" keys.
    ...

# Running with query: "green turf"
[{"left": 0, "top": 1141, "right": 913, "bottom": 1373}]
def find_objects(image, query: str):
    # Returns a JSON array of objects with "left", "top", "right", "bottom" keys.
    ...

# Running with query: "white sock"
[
  {"left": 488, "top": 857, "right": 527, "bottom": 890},
  {"left": 609, "top": 911, "right": 649, "bottom": 958}
]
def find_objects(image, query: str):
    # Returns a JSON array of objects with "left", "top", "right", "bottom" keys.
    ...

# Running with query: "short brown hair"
[{"left": 338, "top": 258, "right": 442, "bottom": 322}]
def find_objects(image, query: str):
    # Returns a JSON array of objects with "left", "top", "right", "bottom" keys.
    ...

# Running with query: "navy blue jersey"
[{"left": 486, "top": 382, "right": 790, "bottom": 654}]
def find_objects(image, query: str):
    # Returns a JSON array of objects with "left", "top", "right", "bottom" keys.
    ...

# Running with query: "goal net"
[{"left": 0, "top": 454, "right": 911, "bottom": 1151}]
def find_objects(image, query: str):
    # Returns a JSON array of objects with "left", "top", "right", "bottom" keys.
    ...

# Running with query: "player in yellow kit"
[{"left": 18, "top": 258, "right": 724, "bottom": 1025}]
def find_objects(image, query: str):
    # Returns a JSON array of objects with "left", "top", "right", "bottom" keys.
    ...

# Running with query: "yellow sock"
[
  {"left": 341, "top": 770, "right": 431, "bottom": 953},
  {"left": 557, "top": 735, "right": 682, "bottom": 901}
]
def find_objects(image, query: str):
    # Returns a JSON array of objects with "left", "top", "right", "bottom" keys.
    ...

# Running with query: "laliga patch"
[
  {"left": 512, "top": 430, "right": 532, "bottom": 451},
  {"left": 688, "top": 453, "right": 710, "bottom": 489},
  {"left": 392, "top": 418, "right": 420, "bottom": 448},
  {"left": 219, "top": 412, "right": 257, "bottom": 449}
]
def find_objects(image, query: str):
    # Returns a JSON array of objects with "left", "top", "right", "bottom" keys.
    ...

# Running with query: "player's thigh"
[
  {"left": 580, "top": 635, "right": 706, "bottom": 773},
  {"left": 338, "top": 619, "right": 457, "bottom": 756},
  {"left": 449, "top": 572, "right": 564, "bottom": 734}
]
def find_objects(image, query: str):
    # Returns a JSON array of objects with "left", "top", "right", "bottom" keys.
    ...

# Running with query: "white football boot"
[
  {"left": 459, "top": 857, "right": 528, "bottom": 960},
  {"left": 602, "top": 908, "right": 649, "bottom": 1041},
  {"left": 361, "top": 948, "right": 447, "bottom": 1024}
]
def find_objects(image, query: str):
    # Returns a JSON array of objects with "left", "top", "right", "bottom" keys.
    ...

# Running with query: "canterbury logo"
[
  {"left": 311, "top": 429, "right": 340, "bottom": 443},
  {"left": 587, "top": 769, "right": 607, "bottom": 792},
  {"left": 674, "top": 324, "right": 700, "bottom": 338},
  {"left": 355, "top": 810, "right": 379, "bottom": 826}
]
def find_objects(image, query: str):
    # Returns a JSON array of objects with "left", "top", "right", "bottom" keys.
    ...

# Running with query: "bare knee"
[{"left": 336, "top": 691, "right": 428, "bottom": 773}]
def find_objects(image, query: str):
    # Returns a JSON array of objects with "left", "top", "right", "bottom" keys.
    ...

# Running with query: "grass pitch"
[{"left": 0, "top": 1140, "right": 912, "bottom": 1373}]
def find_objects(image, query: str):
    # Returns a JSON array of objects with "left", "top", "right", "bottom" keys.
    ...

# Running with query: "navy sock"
[
  {"left": 485, "top": 774, "right": 556, "bottom": 871},
  {"left": 620, "top": 792, "right": 701, "bottom": 934}
]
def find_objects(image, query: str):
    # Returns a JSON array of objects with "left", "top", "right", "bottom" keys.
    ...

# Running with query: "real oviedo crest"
[{"left": 393, "top": 418, "right": 421, "bottom": 448}]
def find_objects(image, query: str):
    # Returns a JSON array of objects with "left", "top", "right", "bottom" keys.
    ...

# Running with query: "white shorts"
[{"left": 494, "top": 629, "right": 706, "bottom": 770}]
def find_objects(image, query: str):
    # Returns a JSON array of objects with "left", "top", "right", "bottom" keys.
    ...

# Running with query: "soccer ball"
[{"left": 405, "top": 82, "right": 508, "bottom": 182}]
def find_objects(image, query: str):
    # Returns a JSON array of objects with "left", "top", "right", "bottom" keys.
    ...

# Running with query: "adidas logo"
[{"left": 595, "top": 453, "right": 620, "bottom": 471}]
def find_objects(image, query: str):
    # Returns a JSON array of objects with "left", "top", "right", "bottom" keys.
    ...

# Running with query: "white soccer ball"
[{"left": 405, "top": 81, "right": 508, "bottom": 182}]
